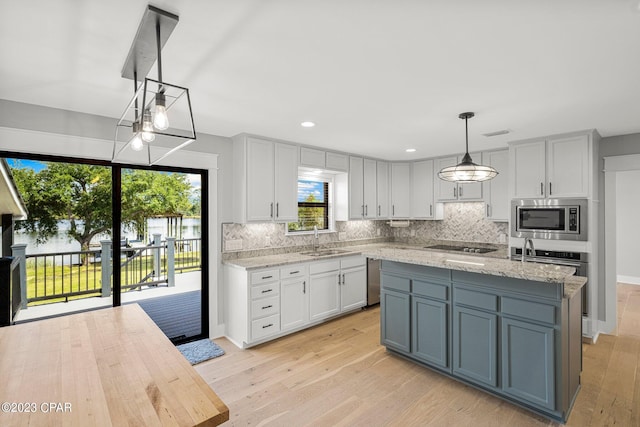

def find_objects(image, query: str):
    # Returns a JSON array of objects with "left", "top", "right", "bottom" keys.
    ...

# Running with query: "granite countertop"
[{"left": 222, "top": 242, "right": 586, "bottom": 298}]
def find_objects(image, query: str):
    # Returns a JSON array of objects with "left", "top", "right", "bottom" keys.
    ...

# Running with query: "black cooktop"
[{"left": 424, "top": 244, "right": 496, "bottom": 254}]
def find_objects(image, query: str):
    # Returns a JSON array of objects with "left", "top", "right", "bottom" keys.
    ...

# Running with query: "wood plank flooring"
[{"left": 196, "top": 284, "right": 640, "bottom": 426}]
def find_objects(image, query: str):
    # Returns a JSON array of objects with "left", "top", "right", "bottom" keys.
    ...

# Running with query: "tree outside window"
[{"left": 288, "top": 179, "right": 329, "bottom": 232}]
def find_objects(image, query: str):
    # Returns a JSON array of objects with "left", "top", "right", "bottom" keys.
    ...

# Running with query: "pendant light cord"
[
  {"left": 465, "top": 116, "right": 469, "bottom": 154},
  {"left": 156, "top": 18, "right": 163, "bottom": 89}
]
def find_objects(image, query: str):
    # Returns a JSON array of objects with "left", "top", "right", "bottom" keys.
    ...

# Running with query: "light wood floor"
[{"left": 196, "top": 284, "right": 640, "bottom": 426}]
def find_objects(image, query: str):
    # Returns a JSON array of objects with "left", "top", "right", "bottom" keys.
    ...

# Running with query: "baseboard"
[{"left": 617, "top": 275, "right": 640, "bottom": 286}]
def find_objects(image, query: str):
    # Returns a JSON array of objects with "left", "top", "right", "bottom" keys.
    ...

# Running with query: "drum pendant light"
[{"left": 438, "top": 112, "right": 498, "bottom": 183}]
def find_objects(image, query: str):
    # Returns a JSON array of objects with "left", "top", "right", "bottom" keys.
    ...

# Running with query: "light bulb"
[
  {"left": 153, "top": 93, "right": 169, "bottom": 130},
  {"left": 142, "top": 110, "right": 155, "bottom": 142},
  {"left": 130, "top": 134, "right": 144, "bottom": 151}
]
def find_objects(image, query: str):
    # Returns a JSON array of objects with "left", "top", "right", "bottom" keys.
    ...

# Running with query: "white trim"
[
  {"left": 618, "top": 276, "right": 640, "bottom": 286},
  {"left": 601, "top": 153, "right": 640, "bottom": 337}
]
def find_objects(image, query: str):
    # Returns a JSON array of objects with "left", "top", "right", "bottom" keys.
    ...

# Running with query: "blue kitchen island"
[{"left": 360, "top": 246, "right": 586, "bottom": 423}]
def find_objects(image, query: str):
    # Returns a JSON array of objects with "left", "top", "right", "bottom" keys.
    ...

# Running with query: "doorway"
[{"left": 3, "top": 153, "right": 208, "bottom": 344}]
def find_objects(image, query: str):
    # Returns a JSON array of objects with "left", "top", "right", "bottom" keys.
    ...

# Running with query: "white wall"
[
  {"left": 0, "top": 99, "right": 234, "bottom": 337},
  {"left": 616, "top": 170, "right": 640, "bottom": 284}
]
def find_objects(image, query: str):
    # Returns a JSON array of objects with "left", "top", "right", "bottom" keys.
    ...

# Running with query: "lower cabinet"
[
  {"left": 225, "top": 255, "right": 367, "bottom": 348},
  {"left": 380, "top": 289, "right": 410, "bottom": 352},
  {"left": 452, "top": 305, "right": 498, "bottom": 388},
  {"left": 280, "top": 276, "right": 308, "bottom": 331},
  {"left": 413, "top": 296, "right": 448, "bottom": 370},
  {"left": 380, "top": 261, "right": 580, "bottom": 423},
  {"left": 501, "top": 317, "right": 556, "bottom": 410}
]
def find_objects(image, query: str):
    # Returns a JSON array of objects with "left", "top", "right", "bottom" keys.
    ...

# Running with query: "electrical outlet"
[
  {"left": 224, "top": 239, "right": 243, "bottom": 251},
  {"left": 377, "top": 228, "right": 381, "bottom": 236},
  {"left": 410, "top": 230, "right": 416, "bottom": 237},
  {"left": 338, "top": 232, "right": 347, "bottom": 241},
  {"left": 265, "top": 237, "right": 271, "bottom": 247}
]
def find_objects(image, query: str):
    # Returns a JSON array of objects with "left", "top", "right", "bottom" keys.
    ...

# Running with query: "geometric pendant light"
[
  {"left": 438, "top": 112, "right": 498, "bottom": 183},
  {"left": 113, "top": 5, "right": 196, "bottom": 165}
]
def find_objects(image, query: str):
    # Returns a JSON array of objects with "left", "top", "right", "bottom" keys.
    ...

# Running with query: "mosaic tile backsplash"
[{"left": 222, "top": 202, "right": 508, "bottom": 258}]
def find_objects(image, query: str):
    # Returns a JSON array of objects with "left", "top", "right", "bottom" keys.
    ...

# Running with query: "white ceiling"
[{"left": 1, "top": 0, "right": 639, "bottom": 160}]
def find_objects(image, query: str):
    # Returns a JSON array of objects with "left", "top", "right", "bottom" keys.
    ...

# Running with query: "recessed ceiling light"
[
  {"left": 405, "top": 148, "right": 416, "bottom": 153},
  {"left": 301, "top": 121, "right": 315, "bottom": 128}
]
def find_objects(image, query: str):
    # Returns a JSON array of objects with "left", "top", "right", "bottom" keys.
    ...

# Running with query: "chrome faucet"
[
  {"left": 522, "top": 238, "right": 535, "bottom": 263},
  {"left": 313, "top": 225, "right": 320, "bottom": 252}
]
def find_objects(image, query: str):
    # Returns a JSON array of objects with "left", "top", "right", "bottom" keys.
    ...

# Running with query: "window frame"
[{"left": 286, "top": 172, "right": 335, "bottom": 234}]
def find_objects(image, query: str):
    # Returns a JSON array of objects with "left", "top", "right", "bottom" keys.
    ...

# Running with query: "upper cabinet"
[
  {"left": 435, "top": 155, "right": 483, "bottom": 202},
  {"left": 391, "top": 163, "right": 411, "bottom": 218},
  {"left": 376, "top": 161, "right": 390, "bottom": 218},
  {"left": 482, "top": 150, "right": 509, "bottom": 221},
  {"left": 363, "top": 158, "right": 377, "bottom": 219},
  {"left": 233, "top": 136, "right": 298, "bottom": 223},
  {"left": 510, "top": 133, "right": 591, "bottom": 199},
  {"left": 348, "top": 156, "right": 364, "bottom": 219},
  {"left": 300, "top": 147, "right": 348, "bottom": 172},
  {"left": 411, "top": 159, "right": 436, "bottom": 219}
]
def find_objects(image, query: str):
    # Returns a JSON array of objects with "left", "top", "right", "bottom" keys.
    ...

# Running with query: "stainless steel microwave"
[{"left": 511, "top": 199, "right": 587, "bottom": 241}]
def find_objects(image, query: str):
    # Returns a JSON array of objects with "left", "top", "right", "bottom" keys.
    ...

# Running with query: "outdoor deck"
[{"left": 14, "top": 270, "right": 201, "bottom": 323}]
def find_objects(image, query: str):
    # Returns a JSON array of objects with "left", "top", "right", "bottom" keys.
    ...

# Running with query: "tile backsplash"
[
  {"left": 222, "top": 202, "right": 508, "bottom": 257},
  {"left": 394, "top": 202, "right": 508, "bottom": 244}
]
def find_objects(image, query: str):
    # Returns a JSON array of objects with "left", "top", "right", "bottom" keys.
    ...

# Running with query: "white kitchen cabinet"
[
  {"left": 435, "top": 155, "right": 483, "bottom": 202},
  {"left": 309, "top": 260, "right": 341, "bottom": 321},
  {"left": 340, "top": 257, "right": 367, "bottom": 311},
  {"left": 233, "top": 136, "right": 298, "bottom": 223},
  {"left": 510, "top": 140, "right": 546, "bottom": 199},
  {"left": 363, "top": 158, "right": 377, "bottom": 219},
  {"left": 349, "top": 156, "right": 364, "bottom": 219},
  {"left": 391, "top": 162, "right": 411, "bottom": 218},
  {"left": 411, "top": 159, "right": 436, "bottom": 219},
  {"left": 547, "top": 135, "right": 589, "bottom": 198},
  {"left": 376, "top": 161, "right": 390, "bottom": 218},
  {"left": 510, "top": 134, "right": 590, "bottom": 199},
  {"left": 280, "top": 265, "right": 309, "bottom": 332},
  {"left": 482, "top": 150, "right": 509, "bottom": 221},
  {"left": 325, "top": 152, "right": 349, "bottom": 172}
]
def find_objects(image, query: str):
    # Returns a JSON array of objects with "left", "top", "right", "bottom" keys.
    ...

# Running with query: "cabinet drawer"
[
  {"left": 413, "top": 280, "right": 448, "bottom": 301},
  {"left": 251, "top": 295, "right": 280, "bottom": 319},
  {"left": 251, "top": 282, "right": 279, "bottom": 299},
  {"left": 341, "top": 255, "right": 365, "bottom": 269},
  {"left": 310, "top": 259, "right": 340, "bottom": 275},
  {"left": 251, "top": 314, "right": 280, "bottom": 341},
  {"left": 502, "top": 297, "right": 556, "bottom": 324},
  {"left": 250, "top": 269, "right": 280, "bottom": 285},
  {"left": 381, "top": 274, "right": 410, "bottom": 293},
  {"left": 455, "top": 288, "right": 498, "bottom": 312},
  {"left": 280, "top": 264, "right": 307, "bottom": 279}
]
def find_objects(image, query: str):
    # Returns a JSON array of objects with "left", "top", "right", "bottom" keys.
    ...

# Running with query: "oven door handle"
[{"left": 518, "top": 256, "right": 583, "bottom": 268}]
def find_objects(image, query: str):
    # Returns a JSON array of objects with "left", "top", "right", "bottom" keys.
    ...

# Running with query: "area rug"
[{"left": 176, "top": 339, "right": 225, "bottom": 365}]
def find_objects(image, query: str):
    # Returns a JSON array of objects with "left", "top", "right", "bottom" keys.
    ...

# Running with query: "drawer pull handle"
[
  {"left": 262, "top": 323, "right": 273, "bottom": 329},
  {"left": 262, "top": 305, "right": 273, "bottom": 310},
  {"left": 262, "top": 275, "right": 273, "bottom": 279},
  {"left": 290, "top": 270, "right": 300, "bottom": 274},
  {"left": 261, "top": 289, "right": 273, "bottom": 294}
]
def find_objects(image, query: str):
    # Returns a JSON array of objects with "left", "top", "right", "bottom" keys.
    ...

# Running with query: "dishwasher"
[{"left": 367, "top": 258, "right": 381, "bottom": 306}]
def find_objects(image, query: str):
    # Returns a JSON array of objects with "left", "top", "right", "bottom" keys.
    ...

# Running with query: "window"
[{"left": 287, "top": 178, "right": 331, "bottom": 232}]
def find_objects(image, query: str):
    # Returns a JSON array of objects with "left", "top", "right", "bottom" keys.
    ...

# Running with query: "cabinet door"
[
  {"left": 411, "top": 160, "right": 434, "bottom": 218},
  {"left": 502, "top": 317, "right": 556, "bottom": 410},
  {"left": 309, "top": 271, "right": 340, "bottom": 321},
  {"left": 281, "top": 277, "right": 309, "bottom": 331},
  {"left": 326, "top": 152, "right": 348, "bottom": 172},
  {"left": 274, "top": 143, "right": 299, "bottom": 222},
  {"left": 380, "top": 289, "right": 411, "bottom": 353},
  {"left": 363, "top": 159, "right": 377, "bottom": 219},
  {"left": 246, "top": 138, "right": 275, "bottom": 221},
  {"left": 511, "top": 140, "right": 546, "bottom": 199},
  {"left": 483, "top": 150, "right": 509, "bottom": 221},
  {"left": 453, "top": 305, "right": 498, "bottom": 388},
  {"left": 376, "top": 161, "right": 390, "bottom": 218},
  {"left": 299, "top": 147, "right": 325, "bottom": 168},
  {"left": 391, "top": 163, "right": 411, "bottom": 218},
  {"left": 547, "top": 135, "right": 589, "bottom": 198},
  {"left": 340, "top": 266, "right": 366, "bottom": 311},
  {"left": 349, "top": 156, "right": 364, "bottom": 219},
  {"left": 435, "top": 156, "right": 458, "bottom": 201},
  {"left": 412, "top": 296, "right": 449, "bottom": 370}
]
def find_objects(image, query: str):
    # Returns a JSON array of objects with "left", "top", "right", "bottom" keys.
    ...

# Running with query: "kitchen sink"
[{"left": 300, "top": 249, "right": 350, "bottom": 257}]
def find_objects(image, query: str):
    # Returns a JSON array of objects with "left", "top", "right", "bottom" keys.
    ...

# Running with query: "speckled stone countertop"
[{"left": 222, "top": 242, "right": 586, "bottom": 298}]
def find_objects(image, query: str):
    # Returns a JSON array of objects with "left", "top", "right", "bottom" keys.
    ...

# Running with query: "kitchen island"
[{"left": 364, "top": 247, "right": 586, "bottom": 423}]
